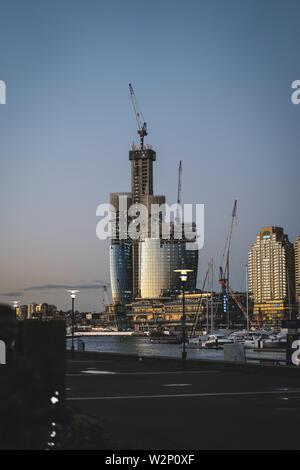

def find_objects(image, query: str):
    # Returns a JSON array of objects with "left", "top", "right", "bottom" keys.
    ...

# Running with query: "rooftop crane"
[{"left": 129, "top": 83, "right": 148, "bottom": 149}]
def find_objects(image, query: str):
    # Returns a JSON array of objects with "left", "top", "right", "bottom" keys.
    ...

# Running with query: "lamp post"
[
  {"left": 67, "top": 289, "right": 80, "bottom": 359},
  {"left": 174, "top": 269, "right": 193, "bottom": 369},
  {"left": 10, "top": 300, "right": 20, "bottom": 318}
]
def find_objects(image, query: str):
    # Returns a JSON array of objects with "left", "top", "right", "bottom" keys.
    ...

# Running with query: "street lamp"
[
  {"left": 10, "top": 300, "right": 20, "bottom": 317},
  {"left": 67, "top": 289, "right": 80, "bottom": 359},
  {"left": 174, "top": 269, "right": 193, "bottom": 369}
]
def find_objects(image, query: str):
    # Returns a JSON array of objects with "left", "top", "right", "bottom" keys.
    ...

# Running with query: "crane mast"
[
  {"left": 219, "top": 199, "right": 237, "bottom": 326},
  {"left": 129, "top": 83, "right": 148, "bottom": 149},
  {"left": 221, "top": 199, "right": 237, "bottom": 282}
]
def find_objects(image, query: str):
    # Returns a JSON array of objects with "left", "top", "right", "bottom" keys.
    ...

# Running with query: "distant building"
[
  {"left": 35, "top": 303, "right": 57, "bottom": 318},
  {"left": 125, "top": 291, "right": 251, "bottom": 332},
  {"left": 16, "top": 305, "right": 27, "bottom": 319},
  {"left": 27, "top": 303, "right": 37, "bottom": 319},
  {"left": 295, "top": 236, "right": 300, "bottom": 304},
  {"left": 248, "top": 226, "right": 295, "bottom": 323}
]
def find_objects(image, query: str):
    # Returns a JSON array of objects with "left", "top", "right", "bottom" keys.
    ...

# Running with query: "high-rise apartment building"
[
  {"left": 248, "top": 226, "right": 295, "bottom": 322},
  {"left": 295, "top": 236, "right": 300, "bottom": 303}
]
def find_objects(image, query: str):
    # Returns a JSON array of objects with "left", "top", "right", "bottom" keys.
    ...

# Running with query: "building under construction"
[{"left": 108, "top": 84, "right": 198, "bottom": 317}]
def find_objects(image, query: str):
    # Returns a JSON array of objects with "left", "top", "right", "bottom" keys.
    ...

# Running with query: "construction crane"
[
  {"left": 220, "top": 199, "right": 237, "bottom": 284},
  {"left": 219, "top": 199, "right": 237, "bottom": 325},
  {"left": 219, "top": 279, "right": 253, "bottom": 326},
  {"left": 129, "top": 83, "right": 148, "bottom": 149}
]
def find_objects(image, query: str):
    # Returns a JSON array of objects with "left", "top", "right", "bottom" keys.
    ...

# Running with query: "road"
[{"left": 66, "top": 357, "right": 300, "bottom": 449}]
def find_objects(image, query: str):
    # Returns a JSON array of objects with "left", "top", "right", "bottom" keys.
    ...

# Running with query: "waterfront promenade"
[{"left": 66, "top": 352, "right": 300, "bottom": 450}]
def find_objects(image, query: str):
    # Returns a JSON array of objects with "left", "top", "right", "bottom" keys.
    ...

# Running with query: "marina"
[{"left": 66, "top": 332, "right": 288, "bottom": 365}]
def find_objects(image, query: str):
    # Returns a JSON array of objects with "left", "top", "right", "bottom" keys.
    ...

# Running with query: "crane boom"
[
  {"left": 219, "top": 279, "right": 253, "bottom": 325},
  {"left": 129, "top": 83, "right": 148, "bottom": 149}
]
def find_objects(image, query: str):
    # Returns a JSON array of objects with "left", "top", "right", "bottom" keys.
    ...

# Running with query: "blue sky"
[{"left": 0, "top": 0, "right": 299, "bottom": 311}]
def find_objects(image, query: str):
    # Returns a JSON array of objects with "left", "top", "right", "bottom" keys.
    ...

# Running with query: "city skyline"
[{"left": 0, "top": 0, "right": 299, "bottom": 311}]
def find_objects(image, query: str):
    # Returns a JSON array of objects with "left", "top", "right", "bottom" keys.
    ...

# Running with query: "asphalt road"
[{"left": 66, "top": 358, "right": 300, "bottom": 450}]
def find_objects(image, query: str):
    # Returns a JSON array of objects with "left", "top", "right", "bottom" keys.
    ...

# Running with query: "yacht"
[{"left": 201, "top": 333, "right": 233, "bottom": 349}]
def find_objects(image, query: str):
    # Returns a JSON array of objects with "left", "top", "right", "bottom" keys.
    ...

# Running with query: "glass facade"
[
  {"left": 179, "top": 244, "right": 198, "bottom": 292},
  {"left": 139, "top": 238, "right": 198, "bottom": 299},
  {"left": 110, "top": 242, "right": 132, "bottom": 304},
  {"left": 139, "top": 239, "right": 169, "bottom": 298}
]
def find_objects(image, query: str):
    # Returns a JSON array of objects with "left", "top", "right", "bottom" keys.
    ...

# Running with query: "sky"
[{"left": 0, "top": 0, "right": 299, "bottom": 311}]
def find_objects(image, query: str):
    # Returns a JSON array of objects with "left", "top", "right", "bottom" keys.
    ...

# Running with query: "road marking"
[
  {"left": 81, "top": 370, "right": 117, "bottom": 375},
  {"left": 120, "top": 370, "right": 219, "bottom": 376},
  {"left": 277, "top": 396, "right": 300, "bottom": 400},
  {"left": 67, "top": 359, "right": 115, "bottom": 365},
  {"left": 66, "top": 370, "right": 220, "bottom": 377},
  {"left": 273, "top": 387, "right": 300, "bottom": 392},
  {"left": 67, "top": 390, "right": 300, "bottom": 401},
  {"left": 164, "top": 384, "right": 191, "bottom": 387}
]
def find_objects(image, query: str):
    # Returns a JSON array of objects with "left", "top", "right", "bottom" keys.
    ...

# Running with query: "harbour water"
[
  {"left": 67, "top": 336, "right": 286, "bottom": 363},
  {"left": 67, "top": 336, "right": 224, "bottom": 360}
]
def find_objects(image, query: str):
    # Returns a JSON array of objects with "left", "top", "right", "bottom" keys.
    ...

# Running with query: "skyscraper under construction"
[{"left": 109, "top": 85, "right": 198, "bottom": 305}]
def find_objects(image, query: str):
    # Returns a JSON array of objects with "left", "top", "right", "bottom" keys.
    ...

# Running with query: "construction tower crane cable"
[
  {"left": 129, "top": 83, "right": 148, "bottom": 149},
  {"left": 176, "top": 160, "right": 182, "bottom": 225},
  {"left": 177, "top": 160, "right": 182, "bottom": 205}
]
